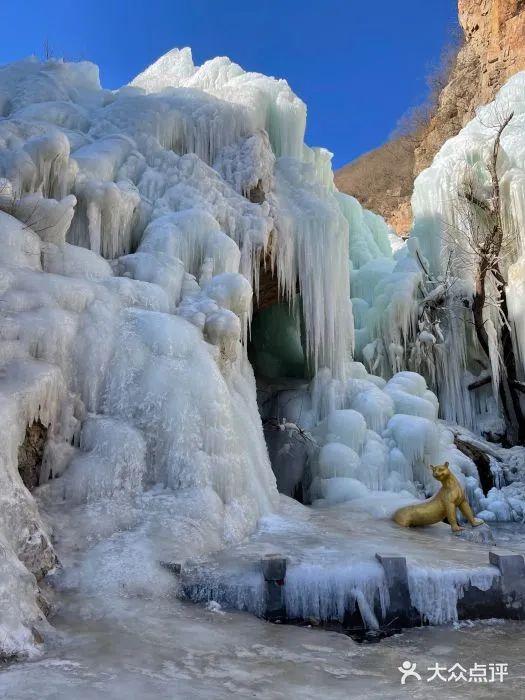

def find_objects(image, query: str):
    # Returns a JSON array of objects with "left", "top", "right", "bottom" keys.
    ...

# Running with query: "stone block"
[
  {"left": 261, "top": 555, "right": 287, "bottom": 622},
  {"left": 261, "top": 554, "right": 287, "bottom": 582},
  {"left": 489, "top": 550, "right": 525, "bottom": 618},
  {"left": 375, "top": 553, "right": 419, "bottom": 626}
]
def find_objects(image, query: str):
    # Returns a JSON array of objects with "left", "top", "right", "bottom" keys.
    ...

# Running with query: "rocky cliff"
[
  {"left": 333, "top": 135, "right": 415, "bottom": 235},
  {"left": 335, "top": 0, "right": 525, "bottom": 234}
]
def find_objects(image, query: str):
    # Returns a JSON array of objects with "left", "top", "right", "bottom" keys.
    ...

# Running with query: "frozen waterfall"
[{"left": 1, "top": 49, "right": 525, "bottom": 659}]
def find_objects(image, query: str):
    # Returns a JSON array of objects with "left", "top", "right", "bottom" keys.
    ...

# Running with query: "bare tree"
[
  {"left": 392, "top": 23, "right": 464, "bottom": 148},
  {"left": 457, "top": 111, "right": 525, "bottom": 441}
]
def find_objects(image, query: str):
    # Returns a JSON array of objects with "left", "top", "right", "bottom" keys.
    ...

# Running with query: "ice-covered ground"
[
  {"left": 2, "top": 488, "right": 525, "bottom": 696},
  {"left": 1, "top": 596, "right": 524, "bottom": 699},
  {"left": 179, "top": 495, "right": 505, "bottom": 626}
]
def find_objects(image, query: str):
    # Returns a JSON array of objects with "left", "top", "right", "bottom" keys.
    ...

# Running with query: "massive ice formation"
[
  {"left": 265, "top": 362, "right": 482, "bottom": 510},
  {"left": 0, "top": 48, "right": 358, "bottom": 657},
  {"left": 1, "top": 48, "right": 524, "bottom": 657},
  {"left": 331, "top": 73, "right": 525, "bottom": 530}
]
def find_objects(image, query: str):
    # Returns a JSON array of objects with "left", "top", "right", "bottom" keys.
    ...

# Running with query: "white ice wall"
[{"left": 0, "top": 49, "right": 356, "bottom": 658}]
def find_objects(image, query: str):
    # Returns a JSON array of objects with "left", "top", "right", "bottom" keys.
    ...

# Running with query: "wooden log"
[
  {"left": 468, "top": 375, "right": 492, "bottom": 391},
  {"left": 453, "top": 435, "right": 495, "bottom": 495}
]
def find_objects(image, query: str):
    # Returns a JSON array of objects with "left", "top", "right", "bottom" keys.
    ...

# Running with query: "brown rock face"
[
  {"left": 334, "top": 136, "right": 415, "bottom": 235},
  {"left": 416, "top": 0, "right": 525, "bottom": 173},
  {"left": 335, "top": 0, "right": 525, "bottom": 234},
  {"left": 460, "top": 0, "right": 525, "bottom": 92},
  {"left": 18, "top": 420, "right": 48, "bottom": 491},
  {"left": 16, "top": 420, "right": 58, "bottom": 580}
]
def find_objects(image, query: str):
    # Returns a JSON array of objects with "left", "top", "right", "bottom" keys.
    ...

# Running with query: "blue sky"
[{"left": 0, "top": 0, "right": 458, "bottom": 168}]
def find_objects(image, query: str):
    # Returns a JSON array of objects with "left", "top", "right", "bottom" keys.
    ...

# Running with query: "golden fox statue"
[{"left": 393, "top": 462, "right": 485, "bottom": 533}]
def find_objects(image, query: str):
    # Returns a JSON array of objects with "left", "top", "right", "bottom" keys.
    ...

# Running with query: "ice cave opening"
[{"left": 246, "top": 256, "right": 311, "bottom": 502}]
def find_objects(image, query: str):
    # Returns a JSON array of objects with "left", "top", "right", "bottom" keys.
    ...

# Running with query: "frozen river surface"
[{"left": 1, "top": 596, "right": 524, "bottom": 699}]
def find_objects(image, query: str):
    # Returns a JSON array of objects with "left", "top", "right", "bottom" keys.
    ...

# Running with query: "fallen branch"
[
  {"left": 454, "top": 435, "right": 495, "bottom": 495},
  {"left": 263, "top": 418, "right": 318, "bottom": 446},
  {"left": 468, "top": 376, "right": 492, "bottom": 391},
  {"left": 415, "top": 249, "right": 430, "bottom": 278},
  {"left": 463, "top": 190, "right": 493, "bottom": 214}
]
